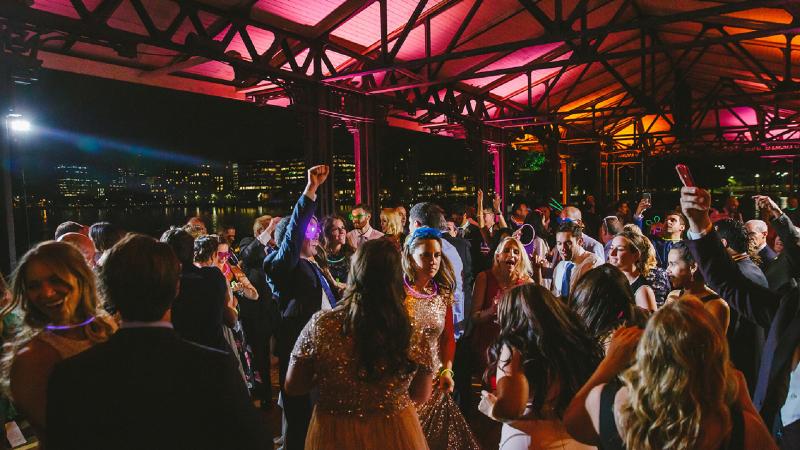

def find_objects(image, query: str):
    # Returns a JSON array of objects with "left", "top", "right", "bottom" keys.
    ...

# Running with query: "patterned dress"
[
  {"left": 291, "top": 308, "right": 428, "bottom": 450},
  {"left": 404, "top": 288, "right": 480, "bottom": 450}
]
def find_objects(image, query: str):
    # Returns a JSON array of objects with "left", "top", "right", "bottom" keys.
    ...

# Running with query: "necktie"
[
  {"left": 311, "top": 262, "right": 337, "bottom": 307},
  {"left": 561, "top": 262, "right": 574, "bottom": 299}
]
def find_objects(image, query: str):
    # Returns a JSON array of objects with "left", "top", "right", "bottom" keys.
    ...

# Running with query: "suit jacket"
[
  {"left": 442, "top": 234, "right": 474, "bottom": 335},
  {"left": 263, "top": 194, "right": 323, "bottom": 360},
  {"left": 46, "top": 327, "right": 268, "bottom": 450},
  {"left": 760, "top": 244, "right": 779, "bottom": 266},
  {"left": 170, "top": 264, "right": 230, "bottom": 352},
  {"left": 687, "top": 214, "right": 800, "bottom": 435}
]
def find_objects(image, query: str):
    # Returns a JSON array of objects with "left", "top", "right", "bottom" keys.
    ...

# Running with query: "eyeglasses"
[
  {"left": 349, "top": 213, "right": 366, "bottom": 220},
  {"left": 217, "top": 251, "right": 230, "bottom": 259}
]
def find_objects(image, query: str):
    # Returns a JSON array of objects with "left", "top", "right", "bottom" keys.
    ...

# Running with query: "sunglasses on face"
[
  {"left": 217, "top": 251, "right": 230, "bottom": 259},
  {"left": 349, "top": 213, "right": 366, "bottom": 220}
]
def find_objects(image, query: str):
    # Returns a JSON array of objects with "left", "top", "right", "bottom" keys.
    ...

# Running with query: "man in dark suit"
[
  {"left": 161, "top": 227, "right": 231, "bottom": 353},
  {"left": 263, "top": 165, "right": 333, "bottom": 450},
  {"left": 747, "top": 219, "right": 779, "bottom": 266},
  {"left": 715, "top": 217, "right": 769, "bottom": 394},
  {"left": 682, "top": 189, "right": 800, "bottom": 448},
  {"left": 47, "top": 234, "right": 268, "bottom": 450}
]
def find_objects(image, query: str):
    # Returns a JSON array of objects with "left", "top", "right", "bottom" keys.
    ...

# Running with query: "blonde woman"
[
  {"left": 380, "top": 208, "right": 405, "bottom": 249},
  {"left": 607, "top": 225, "right": 657, "bottom": 311},
  {"left": 2, "top": 242, "right": 116, "bottom": 439},
  {"left": 470, "top": 237, "right": 532, "bottom": 377},
  {"left": 402, "top": 227, "right": 479, "bottom": 450},
  {"left": 564, "top": 298, "right": 776, "bottom": 450}
]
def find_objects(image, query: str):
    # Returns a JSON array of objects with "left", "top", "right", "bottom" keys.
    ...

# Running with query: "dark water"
[{"left": 12, "top": 205, "right": 282, "bottom": 256}]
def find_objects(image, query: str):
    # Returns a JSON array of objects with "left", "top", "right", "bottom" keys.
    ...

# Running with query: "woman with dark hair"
[
  {"left": 570, "top": 264, "right": 650, "bottom": 350},
  {"left": 565, "top": 299, "right": 775, "bottom": 450},
  {"left": 402, "top": 227, "right": 479, "bottom": 450},
  {"left": 193, "top": 234, "right": 251, "bottom": 383},
  {"left": 285, "top": 238, "right": 431, "bottom": 449},
  {"left": 1, "top": 242, "right": 116, "bottom": 440},
  {"left": 666, "top": 242, "right": 730, "bottom": 332},
  {"left": 88, "top": 222, "right": 126, "bottom": 267},
  {"left": 318, "top": 215, "right": 354, "bottom": 289},
  {"left": 479, "top": 284, "right": 602, "bottom": 449}
]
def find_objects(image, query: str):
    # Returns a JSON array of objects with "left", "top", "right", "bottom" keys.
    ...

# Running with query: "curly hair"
[
  {"left": 2, "top": 241, "right": 115, "bottom": 393},
  {"left": 619, "top": 297, "right": 738, "bottom": 450},
  {"left": 616, "top": 224, "right": 657, "bottom": 277},
  {"left": 401, "top": 228, "right": 456, "bottom": 296},
  {"left": 193, "top": 234, "right": 220, "bottom": 263},
  {"left": 488, "top": 284, "right": 603, "bottom": 417},
  {"left": 340, "top": 239, "right": 416, "bottom": 381}
]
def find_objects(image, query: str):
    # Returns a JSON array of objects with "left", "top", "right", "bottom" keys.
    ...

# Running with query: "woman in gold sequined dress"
[
  {"left": 285, "top": 238, "right": 432, "bottom": 450},
  {"left": 402, "top": 227, "right": 480, "bottom": 450}
]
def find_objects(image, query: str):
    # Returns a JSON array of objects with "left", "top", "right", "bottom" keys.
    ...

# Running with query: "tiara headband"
[{"left": 405, "top": 226, "right": 442, "bottom": 246}]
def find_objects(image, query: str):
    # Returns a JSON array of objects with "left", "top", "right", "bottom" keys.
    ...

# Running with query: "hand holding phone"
[{"left": 676, "top": 164, "right": 695, "bottom": 187}]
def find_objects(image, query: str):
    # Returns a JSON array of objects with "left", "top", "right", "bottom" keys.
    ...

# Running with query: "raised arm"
[
  {"left": 755, "top": 195, "right": 800, "bottom": 276},
  {"left": 263, "top": 166, "right": 329, "bottom": 276},
  {"left": 494, "top": 194, "right": 508, "bottom": 229},
  {"left": 564, "top": 327, "right": 642, "bottom": 445},
  {"left": 681, "top": 187, "right": 779, "bottom": 329},
  {"left": 477, "top": 189, "right": 492, "bottom": 246}
]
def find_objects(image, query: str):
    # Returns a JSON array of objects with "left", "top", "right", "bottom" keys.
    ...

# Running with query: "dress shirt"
[
  {"left": 346, "top": 225, "right": 384, "bottom": 249},
  {"left": 551, "top": 234, "right": 606, "bottom": 268},
  {"left": 551, "top": 251, "right": 602, "bottom": 298},
  {"left": 782, "top": 360, "right": 800, "bottom": 427},
  {"left": 441, "top": 238, "right": 465, "bottom": 338}
]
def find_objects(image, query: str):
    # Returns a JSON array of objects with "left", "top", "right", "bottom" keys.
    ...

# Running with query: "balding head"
[
  {"left": 560, "top": 206, "right": 583, "bottom": 225},
  {"left": 57, "top": 232, "right": 97, "bottom": 267},
  {"left": 745, "top": 219, "right": 769, "bottom": 249}
]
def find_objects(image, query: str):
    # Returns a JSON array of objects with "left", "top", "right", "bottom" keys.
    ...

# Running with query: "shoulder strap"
[
  {"left": 722, "top": 406, "right": 745, "bottom": 450},
  {"left": 599, "top": 380, "right": 626, "bottom": 450}
]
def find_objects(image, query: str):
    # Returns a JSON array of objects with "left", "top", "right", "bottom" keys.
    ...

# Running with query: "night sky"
[{"left": 12, "top": 70, "right": 470, "bottom": 197}]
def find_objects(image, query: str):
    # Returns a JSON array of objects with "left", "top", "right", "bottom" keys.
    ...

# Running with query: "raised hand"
[
  {"left": 602, "top": 326, "right": 643, "bottom": 374},
  {"left": 635, "top": 197, "right": 651, "bottom": 217},
  {"left": 753, "top": 195, "right": 782, "bottom": 220},
  {"left": 493, "top": 194, "right": 502, "bottom": 213},
  {"left": 307, "top": 165, "right": 330, "bottom": 187},
  {"left": 680, "top": 186, "right": 712, "bottom": 234}
]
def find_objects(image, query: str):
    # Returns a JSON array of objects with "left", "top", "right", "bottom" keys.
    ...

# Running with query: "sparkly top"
[
  {"left": 36, "top": 331, "right": 94, "bottom": 360},
  {"left": 290, "top": 307, "right": 415, "bottom": 417},
  {"left": 404, "top": 288, "right": 453, "bottom": 373}
]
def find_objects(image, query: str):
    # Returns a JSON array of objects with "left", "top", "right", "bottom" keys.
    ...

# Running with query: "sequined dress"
[
  {"left": 290, "top": 307, "right": 428, "bottom": 450},
  {"left": 404, "top": 288, "right": 480, "bottom": 450}
]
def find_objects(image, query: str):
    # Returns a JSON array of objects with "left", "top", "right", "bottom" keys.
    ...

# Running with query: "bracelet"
[{"left": 439, "top": 368, "right": 455, "bottom": 378}]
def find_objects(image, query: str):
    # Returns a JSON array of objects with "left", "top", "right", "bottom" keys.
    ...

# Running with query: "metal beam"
[{"left": 324, "top": 0, "right": 793, "bottom": 82}]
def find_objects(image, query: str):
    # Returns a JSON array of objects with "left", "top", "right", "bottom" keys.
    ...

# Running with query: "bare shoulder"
[
  {"left": 10, "top": 336, "right": 62, "bottom": 402},
  {"left": 742, "top": 410, "right": 779, "bottom": 450},
  {"left": 11, "top": 337, "right": 61, "bottom": 378}
]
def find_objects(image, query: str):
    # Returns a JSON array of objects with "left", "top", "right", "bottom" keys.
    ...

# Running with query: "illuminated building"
[{"left": 55, "top": 165, "right": 101, "bottom": 203}]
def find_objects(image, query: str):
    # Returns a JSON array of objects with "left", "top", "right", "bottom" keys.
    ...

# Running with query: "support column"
[
  {"left": 486, "top": 143, "right": 507, "bottom": 213},
  {"left": 0, "top": 64, "right": 16, "bottom": 274},
  {"left": 293, "top": 85, "right": 334, "bottom": 216},
  {"left": 560, "top": 157, "right": 568, "bottom": 206},
  {"left": 348, "top": 118, "right": 380, "bottom": 210}
]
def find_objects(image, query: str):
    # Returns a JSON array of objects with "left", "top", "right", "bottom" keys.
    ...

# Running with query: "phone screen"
[{"left": 642, "top": 193, "right": 651, "bottom": 202}]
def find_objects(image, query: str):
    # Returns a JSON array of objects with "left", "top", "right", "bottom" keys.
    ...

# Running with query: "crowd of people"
[{"left": 0, "top": 162, "right": 798, "bottom": 450}]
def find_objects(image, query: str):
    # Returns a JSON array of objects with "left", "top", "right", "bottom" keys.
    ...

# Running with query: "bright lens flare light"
[{"left": 7, "top": 115, "right": 32, "bottom": 133}]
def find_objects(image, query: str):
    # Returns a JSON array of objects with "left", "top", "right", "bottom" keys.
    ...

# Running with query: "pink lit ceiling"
[{"left": 12, "top": 0, "right": 800, "bottom": 150}]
